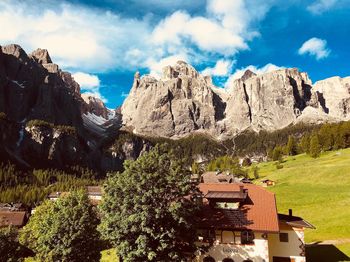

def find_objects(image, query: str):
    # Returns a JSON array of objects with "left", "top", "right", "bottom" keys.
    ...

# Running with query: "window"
[
  {"left": 203, "top": 256, "right": 215, "bottom": 262},
  {"left": 241, "top": 231, "right": 255, "bottom": 244},
  {"left": 223, "top": 259, "right": 234, "bottom": 262},
  {"left": 243, "top": 260, "right": 253, "bottom": 262},
  {"left": 279, "top": 232, "right": 289, "bottom": 242},
  {"left": 222, "top": 231, "right": 236, "bottom": 244}
]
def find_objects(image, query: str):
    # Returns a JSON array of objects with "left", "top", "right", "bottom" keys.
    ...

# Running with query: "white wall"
[
  {"left": 268, "top": 227, "right": 306, "bottom": 262},
  {"left": 196, "top": 231, "right": 269, "bottom": 262}
]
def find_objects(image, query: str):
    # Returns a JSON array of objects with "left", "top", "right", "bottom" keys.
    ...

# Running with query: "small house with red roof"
[{"left": 194, "top": 183, "right": 314, "bottom": 262}]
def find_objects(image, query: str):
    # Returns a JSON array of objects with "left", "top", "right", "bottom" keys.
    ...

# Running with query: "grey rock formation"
[
  {"left": 121, "top": 62, "right": 328, "bottom": 139},
  {"left": 81, "top": 94, "right": 109, "bottom": 119},
  {"left": 121, "top": 61, "right": 226, "bottom": 138},
  {"left": 313, "top": 76, "right": 350, "bottom": 120}
]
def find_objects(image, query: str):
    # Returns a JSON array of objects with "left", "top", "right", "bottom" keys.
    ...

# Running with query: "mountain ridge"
[{"left": 1, "top": 43, "right": 349, "bottom": 171}]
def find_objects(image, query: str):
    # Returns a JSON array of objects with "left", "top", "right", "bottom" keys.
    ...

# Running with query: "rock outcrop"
[
  {"left": 121, "top": 62, "right": 329, "bottom": 139},
  {"left": 121, "top": 61, "right": 226, "bottom": 138},
  {"left": 0, "top": 44, "right": 88, "bottom": 168},
  {"left": 81, "top": 94, "right": 110, "bottom": 119},
  {"left": 313, "top": 76, "right": 350, "bottom": 120}
]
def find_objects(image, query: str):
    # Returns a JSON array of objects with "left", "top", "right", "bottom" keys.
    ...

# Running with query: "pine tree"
[
  {"left": 299, "top": 134, "right": 311, "bottom": 154},
  {"left": 309, "top": 134, "right": 321, "bottom": 158},
  {"left": 285, "top": 136, "right": 298, "bottom": 156},
  {"left": 272, "top": 146, "right": 283, "bottom": 161}
]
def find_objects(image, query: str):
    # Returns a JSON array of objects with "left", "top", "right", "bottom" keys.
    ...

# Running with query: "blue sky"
[{"left": 1, "top": 0, "right": 349, "bottom": 108}]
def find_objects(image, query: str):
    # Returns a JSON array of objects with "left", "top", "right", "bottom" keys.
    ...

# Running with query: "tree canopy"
[
  {"left": 19, "top": 190, "right": 102, "bottom": 262},
  {"left": 98, "top": 145, "right": 199, "bottom": 261}
]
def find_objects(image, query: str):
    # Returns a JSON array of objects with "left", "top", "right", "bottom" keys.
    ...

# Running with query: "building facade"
[{"left": 194, "top": 183, "right": 314, "bottom": 262}]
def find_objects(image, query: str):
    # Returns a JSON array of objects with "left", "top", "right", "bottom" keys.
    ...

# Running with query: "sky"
[{"left": 1, "top": 0, "right": 349, "bottom": 108}]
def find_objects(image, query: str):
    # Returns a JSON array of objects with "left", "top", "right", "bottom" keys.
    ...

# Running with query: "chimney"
[
  {"left": 289, "top": 209, "right": 293, "bottom": 217},
  {"left": 239, "top": 185, "right": 244, "bottom": 194}
]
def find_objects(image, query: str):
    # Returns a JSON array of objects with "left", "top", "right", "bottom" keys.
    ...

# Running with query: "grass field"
[{"left": 253, "top": 148, "right": 350, "bottom": 256}]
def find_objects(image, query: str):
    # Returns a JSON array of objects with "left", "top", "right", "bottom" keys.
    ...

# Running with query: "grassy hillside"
[{"left": 253, "top": 148, "right": 350, "bottom": 255}]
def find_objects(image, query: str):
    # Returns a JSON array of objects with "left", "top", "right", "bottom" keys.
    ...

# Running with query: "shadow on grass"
[{"left": 306, "top": 244, "right": 350, "bottom": 262}]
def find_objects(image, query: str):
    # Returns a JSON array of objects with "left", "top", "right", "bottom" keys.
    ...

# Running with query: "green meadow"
[{"left": 253, "top": 148, "right": 350, "bottom": 255}]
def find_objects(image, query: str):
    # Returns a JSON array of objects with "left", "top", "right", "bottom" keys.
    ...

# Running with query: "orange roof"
[
  {"left": 0, "top": 211, "right": 27, "bottom": 227},
  {"left": 198, "top": 183, "right": 279, "bottom": 233}
]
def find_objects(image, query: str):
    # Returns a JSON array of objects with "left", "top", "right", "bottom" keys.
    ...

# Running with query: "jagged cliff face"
[
  {"left": 0, "top": 44, "right": 142, "bottom": 171},
  {"left": 1, "top": 44, "right": 350, "bottom": 170},
  {"left": 121, "top": 61, "right": 329, "bottom": 139},
  {"left": 122, "top": 61, "right": 226, "bottom": 138},
  {"left": 0, "top": 44, "right": 83, "bottom": 127},
  {"left": 313, "top": 76, "right": 350, "bottom": 120}
]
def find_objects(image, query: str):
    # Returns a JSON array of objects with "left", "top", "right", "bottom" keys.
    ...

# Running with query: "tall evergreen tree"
[
  {"left": 98, "top": 145, "right": 199, "bottom": 262},
  {"left": 309, "top": 134, "right": 321, "bottom": 158},
  {"left": 285, "top": 135, "right": 298, "bottom": 156},
  {"left": 20, "top": 191, "right": 102, "bottom": 262}
]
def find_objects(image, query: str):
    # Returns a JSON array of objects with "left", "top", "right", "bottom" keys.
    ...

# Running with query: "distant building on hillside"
[
  {"left": 0, "top": 210, "right": 28, "bottom": 228},
  {"left": 194, "top": 183, "right": 314, "bottom": 262},
  {"left": 261, "top": 179, "right": 276, "bottom": 187},
  {"left": 48, "top": 186, "right": 103, "bottom": 205},
  {"left": 201, "top": 171, "right": 246, "bottom": 184}
]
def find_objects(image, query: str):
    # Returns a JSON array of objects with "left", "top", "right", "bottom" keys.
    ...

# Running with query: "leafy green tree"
[
  {"left": 285, "top": 135, "right": 298, "bottom": 156},
  {"left": 309, "top": 134, "right": 321, "bottom": 158},
  {"left": 99, "top": 145, "right": 199, "bottom": 262},
  {"left": 0, "top": 226, "right": 33, "bottom": 262},
  {"left": 20, "top": 190, "right": 102, "bottom": 262}
]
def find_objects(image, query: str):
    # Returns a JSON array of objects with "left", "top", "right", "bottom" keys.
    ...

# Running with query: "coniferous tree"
[
  {"left": 309, "top": 133, "right": 321, "bottom": 158},
  {"left": 299, "top": 134, "right": 311, "bottom": 154},
  {"left": 98, "top": 145, "right": 199, "bottom": 262},
  {"left": 272, "top": 146, "right": 283, "bottom": 161},
  {"left": 285, "top": 135, "right": 298, "bottom": 156}
]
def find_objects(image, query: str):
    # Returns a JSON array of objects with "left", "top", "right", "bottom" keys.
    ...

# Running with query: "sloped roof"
[
  {"left": 278, "top": 213, "right": 315, "bottom": 229},
  {"left": 0, "top": 211, "right": 27, "bottom": 227},
  {"left": 198, "top": 183, "right": 279, "bottom": 233}
]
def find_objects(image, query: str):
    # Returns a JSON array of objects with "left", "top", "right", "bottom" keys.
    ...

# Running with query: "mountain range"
[{"left": 1, "top": 44, "right": 349, "bottom": 171}]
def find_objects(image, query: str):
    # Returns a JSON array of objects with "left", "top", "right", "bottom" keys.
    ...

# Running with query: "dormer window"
[{"left": 215, "top": 201, "right": 240, "bottom": 209}]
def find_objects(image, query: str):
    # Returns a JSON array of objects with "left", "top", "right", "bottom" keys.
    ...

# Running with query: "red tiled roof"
[
  {"left": 198, "top": 183, "right": 279, "bottom": 233},
  {"left": 0, "top": 211, "right": 27, "bottom": 227}
]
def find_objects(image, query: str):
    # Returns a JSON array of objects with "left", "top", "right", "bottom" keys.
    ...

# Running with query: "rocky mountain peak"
[
  {"left": 240, "top": 69, "right": 257, "bottom": 81},
  {"left": 162, "top": 60, "right": 199, "bottom": 80},
  {"left": 30, "top": 48, "right": 53, "bottom": 64},
  {"left": 1, "top": 44, "right": 30, "bottom": 63},
  {"left": 81, "top": 94, "right": 109, "bottom": 119}
]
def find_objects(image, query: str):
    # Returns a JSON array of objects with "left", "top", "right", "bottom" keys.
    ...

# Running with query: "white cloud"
[
  {"left": 307, "top": 0, "right": 338, "bottom": 14},
  {"left": 72, "top": 72, "right": 106, "bottom": 102},
  {"left": 202, "top": 59, "right": 236, "bottom": 77},
  {"left": 298, "top": 37, "right": 331, "bottom": 60},
  {"left": 0, "top": 0, "right": 276, "bottom": 76},
  {"left": 72, "top": 72, "right": 100, "bottom": 89},
  {"left": 225, "top": 63, "right": 284, "bottom": 87},
  {"left": 152, "top": 11, "right": 248, "bottom": 56},
  {"left": 0, "top": 1, "right": 152, "bottom": 72}
]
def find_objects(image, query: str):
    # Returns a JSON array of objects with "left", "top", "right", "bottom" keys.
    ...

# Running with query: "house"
[
  {"left": 201, "top": 171, "right": 243, "bottom": 184},
  {"left": 0, "top": 211, "right": 28, "bottom": 228},
  {"left": 48, "top": 186, "right": 102, "bottom": 204},
  {"left": 194, "top": 183, "right": 314, "bottom": 262},
  {"left": 48, "top": 191, "right": 69, "bottom": 201},
  {"left": 261, "top": 179, "right": 276, "bottom": 187}
]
